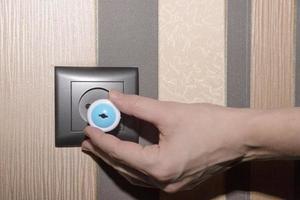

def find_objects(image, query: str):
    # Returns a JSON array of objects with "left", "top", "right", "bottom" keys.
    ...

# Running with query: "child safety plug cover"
[{"left": 87, "top": 99, "right": 121, "bottom": 132}]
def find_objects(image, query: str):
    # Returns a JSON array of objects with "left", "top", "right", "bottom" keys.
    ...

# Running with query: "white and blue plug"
[{"left": 87, "top": 99, "right": 121, "bottom": 132}]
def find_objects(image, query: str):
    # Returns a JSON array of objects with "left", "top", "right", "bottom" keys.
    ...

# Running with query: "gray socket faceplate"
[{"left": 55, "top": 67, "right": 139, "bottom": 147}]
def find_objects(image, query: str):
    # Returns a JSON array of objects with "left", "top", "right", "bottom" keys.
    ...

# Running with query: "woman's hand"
[{"left": 82, "top": 91, "right": 255, "bottom": 193}]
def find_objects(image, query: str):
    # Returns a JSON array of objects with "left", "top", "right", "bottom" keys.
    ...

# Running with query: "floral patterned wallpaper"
[{"left": 159, "top": 0, "right": 225, "bottom": 105}]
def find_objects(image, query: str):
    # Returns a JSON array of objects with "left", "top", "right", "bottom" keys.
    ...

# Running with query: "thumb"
[
  {"left": 109, "top": 90, "right": 169, "bottom": 126},
  {"left": 83, "top": 126, "right": 158, "bottom": 172}
]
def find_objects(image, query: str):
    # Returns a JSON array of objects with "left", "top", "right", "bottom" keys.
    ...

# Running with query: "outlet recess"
[{"left": 55, "top": 67, "right": 139, "bottom": 147}]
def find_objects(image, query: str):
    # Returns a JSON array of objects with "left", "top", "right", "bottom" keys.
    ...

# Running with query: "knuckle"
[
  {"left": 128, "top": 95, "right": 143, "bottom": 111},
  {"left": 148, "top": 158, "right": 179, "bottom": 182},
  {"left": 108, "top": 142, "right": 121, "bottom": 160},
  {"left": 108, "top": 149, "right": 118, "bottom": 160},
  {"left": 162, "top": 184, "right": 181, "bottom": 193},
  {"left": 141, "top": 145, "right": 160, "bottom": 168}
]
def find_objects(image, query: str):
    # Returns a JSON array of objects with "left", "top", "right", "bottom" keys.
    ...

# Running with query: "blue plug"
[{"left": 87, "top": 99, "right": 121, "bottom": 132}]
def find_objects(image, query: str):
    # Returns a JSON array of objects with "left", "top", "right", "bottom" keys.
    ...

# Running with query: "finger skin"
[
  {"left": 81, "top": 139, "right": 116, "bottom": 167},
  {"left": 82, "top": 139, "right": 153, "bottom": 187},
  {"left": 83, "top": 126, "right": 159, "bottom": 174},
  {"left": 118, "top": 171, "right": 154, "bottom": 188},
  {"left": 109, "top": 90, "right": 169, "bottom": 126}
]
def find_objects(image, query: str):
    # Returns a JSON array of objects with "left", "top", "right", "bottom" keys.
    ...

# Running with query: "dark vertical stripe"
[
  {"left": 98, "top": 0, "right": 158, "bottom": 98},
  {"left": 226, "top": 0, "right": 251, "bottom": 108},
  {"left": 295, "top": 0, "right": 300, "bottom": 198},
  {"left": 226, "top": 0, "right": 251, "bottom": 199},
  {"left": 97, "top": 0, "right": 159, "bottom": 200}
]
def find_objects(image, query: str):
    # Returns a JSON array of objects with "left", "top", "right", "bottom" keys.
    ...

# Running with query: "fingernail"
[
  {"left": 81, "top": 142, "right": 91, "bottom": 152},
  {"left": 82, "top": 147, "right": 90, "bottom": 152},
  {"left": 81, "top": 140, "right": 90, "bottom": 152},
  {"left": 84, "top": 126, "right": 91, "bottom": 135}
]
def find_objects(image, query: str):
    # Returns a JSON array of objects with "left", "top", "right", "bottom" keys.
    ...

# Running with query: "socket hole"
[{"left": 85, "top": 104, "right": 91, "bottom": 109}]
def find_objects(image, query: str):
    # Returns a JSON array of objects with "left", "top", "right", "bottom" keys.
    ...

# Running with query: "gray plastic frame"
[{"left": 55, "top": 66, "right": 139, "bottom": 147}]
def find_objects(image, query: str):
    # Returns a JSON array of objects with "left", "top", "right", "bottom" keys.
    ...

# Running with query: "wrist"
[
  {"left": 222, "top": 108, "right": 265, "bottom": 162},
  {"left": 241, "top": 109, "right": 272, "bottom": 161},
  {"left": 227, "top": 108, "right": 282, "bottom": 162},
  {"left": 242, "top": 108, "right": 300, "bottom": 161},
  {"left": 229, "top": 108, "right": 265, "bottom": 162}
]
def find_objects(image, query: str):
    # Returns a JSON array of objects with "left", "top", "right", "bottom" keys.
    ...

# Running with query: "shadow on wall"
[
  {"left": 84, "top": 144, "right": 295, "bottom": 199},
  {"left": 163, "top": 161, "right": 295, "bottom": 200},
  {"left": 84, "top": 151, "right": 160, "bottom": 200},
  {"left": 83, "top": 153, "right": 296, "bottom": 200}
]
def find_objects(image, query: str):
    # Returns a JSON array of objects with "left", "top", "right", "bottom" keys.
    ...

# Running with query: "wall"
[
  {"left": 159, "top": 0, "right": 225, "bottom": 105},
  {"left": 250, "top": 0, "right": 295, "bottom": 199},
  {"left": 0, "top": 1, "right": 97, "bottom": 199},
  {"left": 159, "top": 0, "right": 226, "bottom": 199},
  {"left": 1, "top": 0, "right": 296, "bottom": 199}
]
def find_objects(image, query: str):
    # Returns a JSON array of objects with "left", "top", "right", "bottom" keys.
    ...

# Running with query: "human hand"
[{"left": 82, "top": 91, "right": 254, "bottom": 192}]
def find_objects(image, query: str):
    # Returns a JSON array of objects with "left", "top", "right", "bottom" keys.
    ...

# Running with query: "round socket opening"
[{"left": 78, "top": 88, "right": 109, "bottom": 122}]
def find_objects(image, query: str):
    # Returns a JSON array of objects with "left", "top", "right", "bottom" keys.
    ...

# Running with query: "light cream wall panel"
[
  {"left": 159, "top": 0, "right": 225, "bottom": 105},
  {"left": 159, "top": 0, "right": 225, "bottom": 199},
  {"left": 0, "top": 1, "right": 97, "bottom": 199}
]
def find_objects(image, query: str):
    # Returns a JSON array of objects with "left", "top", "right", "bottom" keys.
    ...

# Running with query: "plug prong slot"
[{"left": 99, "top": 113, "right": 108, "bottom": 119}]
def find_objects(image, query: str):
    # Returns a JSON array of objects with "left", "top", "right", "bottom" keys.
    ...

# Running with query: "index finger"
[{"left": 109, "top": 91, "right": 170, "bottom": 126}]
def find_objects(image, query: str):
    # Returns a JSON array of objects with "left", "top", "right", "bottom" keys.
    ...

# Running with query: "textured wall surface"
[
  {"left": 0, "top": 1, "right": 97, "bottom": 199},
  {"left": 159, "top": 0, "right": 225, "bottom": 105},
  {"left": 159, "top": 0, "right": 226, "bottom": 199},
  {"left": 250, "top": 0, "right": 295, "bottom": 199},
  {"left": 251, "top": 0, "right": 295, "bottom": 109}
]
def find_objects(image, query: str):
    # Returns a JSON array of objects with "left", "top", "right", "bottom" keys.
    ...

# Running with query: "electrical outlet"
[{"left": 55, "top": 67, "right": 139, "bottom": 147}]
